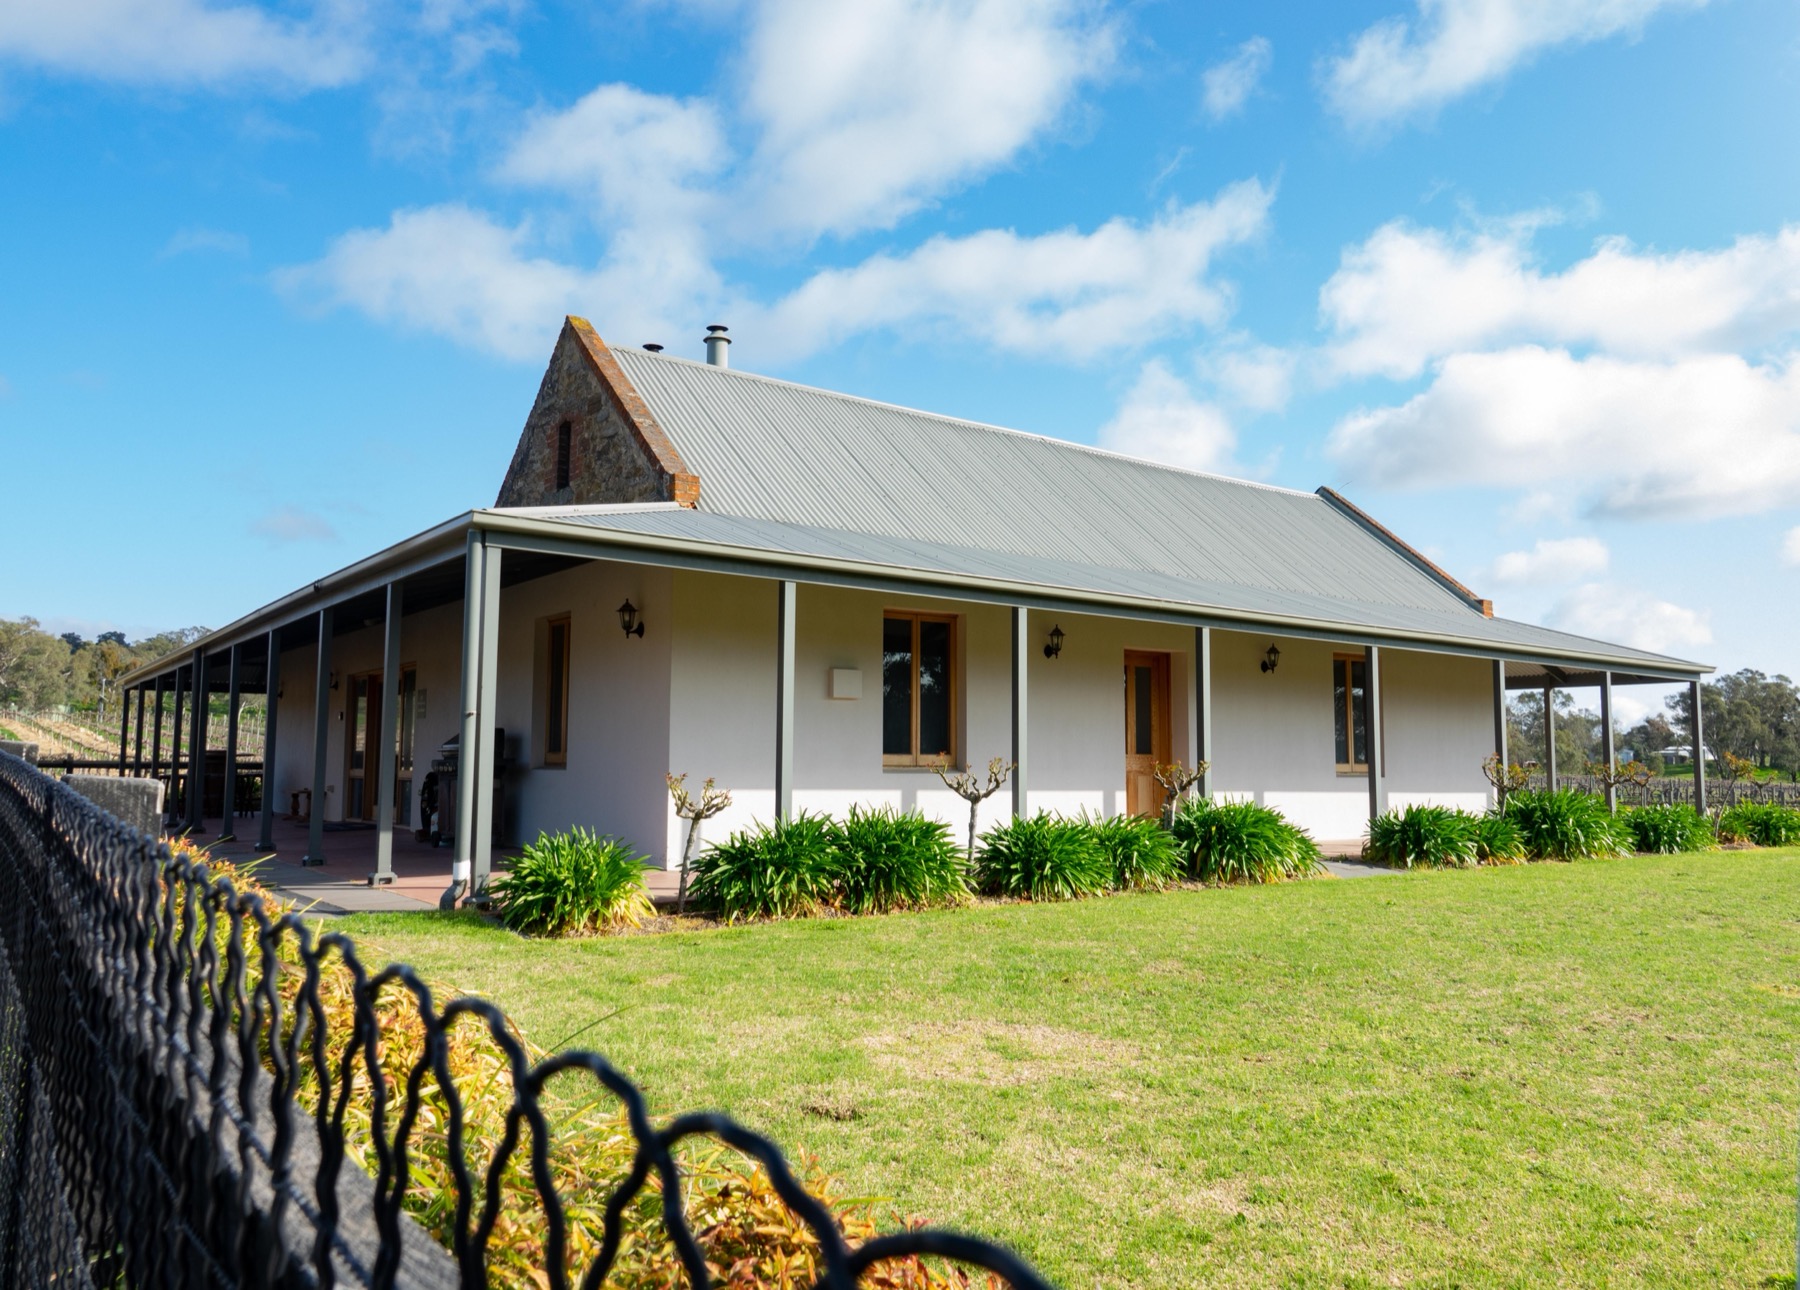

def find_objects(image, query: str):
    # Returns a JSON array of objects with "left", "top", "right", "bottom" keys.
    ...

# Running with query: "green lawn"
[{"left": 341, "top": 852, "right": 1800, "bottom": 1288}]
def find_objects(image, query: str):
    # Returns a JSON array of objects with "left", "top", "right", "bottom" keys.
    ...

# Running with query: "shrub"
[
  {"left": 1170, "top": 798, "right": 1321, "bottom": 883},
  {"left": 835, "top": 805, "right": 969, "bottom": 913},
  {"left": 1500, "top": 788, "right": 1630, "bottom": 861},
  {"left": 690, "top": 813, "right": 842, "bottom": 920},
  {"left": 489, "top": 828, "right": 654, "bottom": 935},
  {"left": 1471, "top": 812, "right": 1526, "bottom": 865},
  {"left": 1716, "top": 801, "right": 1800, "bottom": 847},
  {"left": 1364, "top": 804, "right": 1480, "bottom": 869},
  {"left": 1623, "top": 803, "right": 1714, "bottom": 854},
  {"left": 1090, "top": 813, "right": 1184, "bottom": 890},
  {"left": 976, "top": 813, "right": 1111, "bottom": 901}
]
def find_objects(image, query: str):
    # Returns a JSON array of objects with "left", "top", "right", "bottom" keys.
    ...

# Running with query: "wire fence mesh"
[{"left": 0, "top": 751, "right": 1052, "bottom": 1289}]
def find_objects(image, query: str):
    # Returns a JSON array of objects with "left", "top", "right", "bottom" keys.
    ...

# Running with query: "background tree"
[
  {"left": 1507, "top": 691, "right": 1600, "bottom": 777},
  {"left": 1619, "top": 712, "right": 1675, "bottom": 774}
]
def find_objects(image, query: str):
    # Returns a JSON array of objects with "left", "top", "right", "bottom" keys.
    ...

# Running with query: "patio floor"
[{"left": 188, "top": 812, "right": 688, "bottom": 914}]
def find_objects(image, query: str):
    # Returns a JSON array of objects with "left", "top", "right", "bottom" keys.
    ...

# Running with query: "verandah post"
[
  {"left": 1492, "top": 659, "right": 1507, "bottom": 787},
  {"left": 1011, "top": 606, "right": 1028, "bottom": 818},
  {"left": 169, "top": 665, "right": 185, "bottom": 829},
  {"left": 447, "top": 530, "right": 485, "bottom": 906},
  {"left": 116, "top": 684, "right": 130, "bottom": 776},
  {"left": 1691, "top": 679, "right": 1707, "bottom": 813},
  {"left": 132, "top": 684, "right": 146, "bottom": 776},
  {"left": 1544, "top": 684, "right": 1557, "bottom": 790},
  {"left": 303, "top": 606, "right": 333, "bottom": 866},
  {"left": 472, "top": 549, "right": 502, "bottom": 896},
  {"left": 1600, "top": 671, "right": 1616, "bottom": 814},
  {"left": 1364, "top": 644, "right": 1383, "bottom": 824},
  {"left": 186, "top": 646, "right": 207, "bottom": 835},
  {"left": 1195, "top": 626, "right": 1212, "bottom": 801},
  {"left": 258, "top": 629, "right": 281, "bottom": 852},
  {"left": 217, "top": 644, "right": 242, "bottom": 842},
  {"left": 373, "top": 581, "right": 403, "bottom": 886},
  {"left": 775, "top": 580, "right": 796, "bottom": 823}
]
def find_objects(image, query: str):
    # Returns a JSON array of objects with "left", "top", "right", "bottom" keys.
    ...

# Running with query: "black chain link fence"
[{"left": 0, "top": 751, "right": 1053, "bottom": 1289}]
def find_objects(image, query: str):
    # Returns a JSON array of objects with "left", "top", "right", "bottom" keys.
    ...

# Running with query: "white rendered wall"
[
  {"left": 1379, "top": 647, "right": 1494, "bottom": 815},
  {"left": 1209, "top": 630, "right": 1493, "bottom": 839},
  {"left": 494, "top": 559, "right": 673, "bottom": 862}
]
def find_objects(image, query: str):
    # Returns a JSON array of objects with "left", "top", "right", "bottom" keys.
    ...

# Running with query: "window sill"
[{"left": 1335, "top": 767, "right": 1370, "bottom": 778}]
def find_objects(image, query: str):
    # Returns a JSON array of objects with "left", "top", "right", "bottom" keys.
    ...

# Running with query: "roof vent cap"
[
  {"left": 643, "top": 343, "right": 664, "bottom": 352},
  {"left": 703, "top": 324, "right": 730, "bottom": 368}
]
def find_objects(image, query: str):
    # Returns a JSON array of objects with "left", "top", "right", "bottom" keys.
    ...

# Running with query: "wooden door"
[
  {"left": 344, "top": 671, "right": 381, "bottom": 821},
  {"left": 1124, "top": 652, "right": 1171, "bottom": 817}
]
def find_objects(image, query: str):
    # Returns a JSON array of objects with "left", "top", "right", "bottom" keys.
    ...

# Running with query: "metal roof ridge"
[
  {"left": 617, "top": 348, "right": 1319, "bottom": 500},
  {"left": 485, "top": 501, "right": 683, "bottom": 518}
]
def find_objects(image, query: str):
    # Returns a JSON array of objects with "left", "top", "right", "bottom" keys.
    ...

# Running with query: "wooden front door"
[
  {"left": 344, "top": 671, "right": 381, "bottom": 821},
  {"left": 1124, "top": 651, "right": 1171, "bottom": 817}
]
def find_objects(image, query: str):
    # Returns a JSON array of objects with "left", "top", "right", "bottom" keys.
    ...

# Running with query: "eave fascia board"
[
  {"left": 471, "top": 510, "right": 1712, "bottom": 679},
  {"left": 119, "top": 512, "right": 475, "bottom": 688}
]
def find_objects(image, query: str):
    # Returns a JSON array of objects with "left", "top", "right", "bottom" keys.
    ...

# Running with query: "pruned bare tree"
[
  {"left": 932, "top": 756, "right": 1014, "bottom": 865},
  {"left": 667, "top": 772, "right": 732, "bottom": 914},
  {"left": 1151, "top": 760, "right": 1209, "bottom": 827},
  {"left": 1588, "top": 757, "right": 1652, "bottom": 811},
  {"left": 1481, "top": 753, "right": 1533, "bottom": 806}
]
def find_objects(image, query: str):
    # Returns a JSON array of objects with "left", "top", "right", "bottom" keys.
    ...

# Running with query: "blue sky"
[{"left": 3, "top": 0, "right": 1798, "bottom": 719}]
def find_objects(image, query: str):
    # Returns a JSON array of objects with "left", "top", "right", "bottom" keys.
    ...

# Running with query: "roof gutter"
[{"left": 469, "top": 510, "right": 1711, "bottom": 680}]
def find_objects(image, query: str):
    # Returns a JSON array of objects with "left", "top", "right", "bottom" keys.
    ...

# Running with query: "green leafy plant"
[
  {"left": 1716, "top": 801, "right": 1800, "bottom": 847},
  {"left": 1170, "top": 798, "right": 1322, "bottom": 883},
  {"left": 834, "top": 805, "right": 969, "bottom": 914},
  {"left": 1090, "top": 813, "right": 1184, "bottom": 890},
  {"left": 689, "top": 813, "right": 842, "bottom": 920},
  {"left": 488, "top": 827, "right": 654, "bottom": 936},
  {"left": 976, "top": 813, "right": 1111, "bottom": 901},
  {"left": 1623, "top": 803, "right": 1714, "bottom": 854},
  {"left": 1472, "top": 812, "right": 1526, "bottom": 865},
  {"left": 1500, "top": 788, "right": 1630, "bottom": 861},
  {"left": 1363, "top": 804, "right": 1479, "bottom": 869}
]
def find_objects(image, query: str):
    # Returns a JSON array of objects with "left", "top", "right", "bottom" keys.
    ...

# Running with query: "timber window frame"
[
  {"left": 1332, "top": 652, "right": 1370, "bottom": 774},
  {"left": 881, "top": 611, "right": 959, "bottom": 768},
  {"left": 543, "top": 615, "right": 571, "bottom": 767}
]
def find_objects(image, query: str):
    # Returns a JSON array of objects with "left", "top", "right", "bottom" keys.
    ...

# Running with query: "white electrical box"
[{"left": 829, "top": 668, "right": 862, "bottom": 699}]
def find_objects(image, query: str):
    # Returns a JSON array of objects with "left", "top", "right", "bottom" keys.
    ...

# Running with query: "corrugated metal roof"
[
  {"left": 612, "top": 349, "right": 1473, "bottom": 616},
  {"left": 530, "top": 505, "right": 1698, "bottom": 674}
]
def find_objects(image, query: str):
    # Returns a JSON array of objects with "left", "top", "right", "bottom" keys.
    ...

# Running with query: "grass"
[{"left": 341, "top": 851, "right": 1800, "bottom": 1288}]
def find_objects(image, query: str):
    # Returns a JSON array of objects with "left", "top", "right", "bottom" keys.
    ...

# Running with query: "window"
[
  {"left": 882, "top": 612, "right": 956, "bottom": 766},
  {"left": 544, "top": 616, "right": 571, "bottom": 766},
  {"left": 554, "top": 421, "right": 572, "bottom": 491},
  {"left": 1333, "top": 653, "right": 1369, "bottom": 771}
]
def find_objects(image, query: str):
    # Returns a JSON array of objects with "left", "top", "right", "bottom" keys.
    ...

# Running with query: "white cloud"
[
  {"left": 1202, "top": 341, "right": 1294, "bottom": 412},
  {"left": 1783, "top": 527, "right": 1800, "bottom": 567},
  {"left": 738, "top": 0, "right": 1115, "bottom": 238},
  {"left": 1097, "top": 360, "right": 1236, "bottom": 475},
  {"left": 1320, "top": 221, "right": 1800, "bottom": 381},
  {"left": 499, "top": 83, "right": 726, "bottom": 227},
  {"left": 1201, "top": 36, "right": 1271, "bottom": 121},
  {"left": 1547, "top": 581, "right": 1712, "bottom": 655},
  {"left": 275, "top": 205, "right": 598, "bottom": 362},
  {"left": 251, "top": 505, "right": 338, "bottom": 545},
  {"left": 1490, "top": 536, "right": 1609, "bottom": 585},
  {"left": 0, "top": 0, "right": 367, "bottom": 89},
  {"left": 1322, "top": 0, "right": 1710, "bottom": 129},
  {"left": 158, "top": 227, "right": 249, "bottom": 258},
  {"left": 754, "top": 180, "right": 1274, "bottom": 361},
  {"left": 1328, "top": 345, "right": 1800, "bottom": 519}
]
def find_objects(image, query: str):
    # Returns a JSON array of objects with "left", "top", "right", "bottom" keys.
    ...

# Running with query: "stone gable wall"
[{"left": 495, "top": 318, "right": 699, "bottom": 508}]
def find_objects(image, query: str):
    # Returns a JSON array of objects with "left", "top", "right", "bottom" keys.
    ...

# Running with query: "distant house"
[{"left": 119, "top": 318, "right": 1712, "bottom": 895}]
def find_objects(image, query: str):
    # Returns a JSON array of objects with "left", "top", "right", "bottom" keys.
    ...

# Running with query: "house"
[{"left": 116, "top": 318, "right": 1713, "bottom": 898}]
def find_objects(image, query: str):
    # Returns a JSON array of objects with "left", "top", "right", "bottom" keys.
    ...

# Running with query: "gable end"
[{"left": 496, "top": 317, "right": 700, "bottom": 508}]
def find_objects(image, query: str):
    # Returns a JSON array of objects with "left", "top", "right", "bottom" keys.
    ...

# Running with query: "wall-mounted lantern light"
[
  {"left": 617, "top": 599, "right": 646, "bottom": 639},
  {"left": 1260, "top": 643, "right": 1281, "bottom": 674},
  {"left": 329, "top": 670, "right": 340, "bottom": 691},
  {"left": 1044, "top": 624, "right": 1065, "bottom": 660}
]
